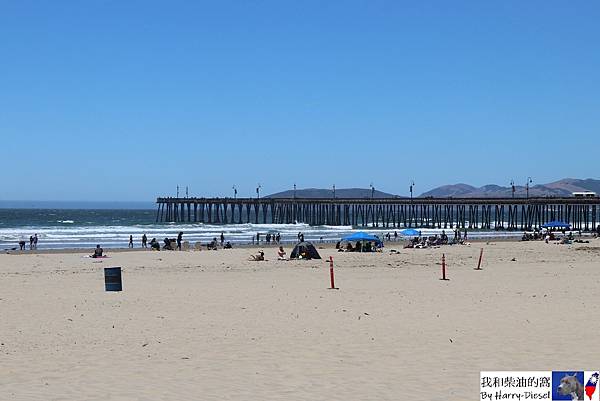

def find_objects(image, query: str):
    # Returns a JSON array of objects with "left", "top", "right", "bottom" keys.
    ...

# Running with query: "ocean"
[{"left": 0, "top": 205, "right": 521, "bottom": 250}]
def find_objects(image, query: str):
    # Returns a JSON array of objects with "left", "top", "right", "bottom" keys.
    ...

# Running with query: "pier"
[{"left": 155, "top": 197, "right": 600, "bottom": 231}]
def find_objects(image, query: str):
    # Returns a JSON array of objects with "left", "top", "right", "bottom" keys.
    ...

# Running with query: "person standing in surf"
[{"left": 142, "top": 234, "right": 147, "bottom": 248}]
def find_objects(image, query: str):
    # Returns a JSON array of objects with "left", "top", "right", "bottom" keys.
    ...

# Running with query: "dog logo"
[{"left": 553, "top": 371, "right": 585, "bottom": 400}]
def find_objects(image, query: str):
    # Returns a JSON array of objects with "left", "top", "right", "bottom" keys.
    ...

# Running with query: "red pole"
[
  {"left": 476, "top": 248, "right": 483, "bottom": 270},
  {"left": 440, "top": 253, "right": 448, "bottom": 280},
  {"left": 329, "top": 256, "right": 337, "bottom": 289}
]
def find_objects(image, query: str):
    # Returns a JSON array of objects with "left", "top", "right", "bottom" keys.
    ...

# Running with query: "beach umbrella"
[
  {"left": 541, "top": 221, "right": 571, "bottom": 229},
  {"left": 341, "top": 232, "right": 383, "bottom": 246},
  {"left": 401, "top": 228, "right": 421, "bottom": 236}
]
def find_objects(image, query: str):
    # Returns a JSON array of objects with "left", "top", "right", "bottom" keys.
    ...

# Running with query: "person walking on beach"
[
  {"left": 142, "top": 234, "right": 147, "bottom": 248},
  {"left": 463, "top": 229, "right": 468, "bottom": 241},
  {"left": 394, "top": 231, "right": 398, "bottom": 241},
  {"left": 128, "top": 235, "right": 133, "bottom": 248},
  {"left": 256, "top": 232, "right": 260, "bottom": 243},
  {"left": 177, "top": 232, "right": 183, "bottom": 250},
  {"left": 33, "top": 234, "right": 38, "bottom": 250},
  {"left": 29, "top": 235, "right": 34, "bottom": 250},
  {"left": 220, "top": 232, "right": 225, "bottom": 246}
]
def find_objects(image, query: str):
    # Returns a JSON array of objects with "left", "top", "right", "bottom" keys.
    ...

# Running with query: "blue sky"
[{"left": 1, "top": 1, "right": 599, "bottom": 201}]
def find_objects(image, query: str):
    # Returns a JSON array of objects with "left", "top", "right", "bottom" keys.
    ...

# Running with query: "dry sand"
[{"left": 1, "top": 239, "right": 599, "bottom": 400}]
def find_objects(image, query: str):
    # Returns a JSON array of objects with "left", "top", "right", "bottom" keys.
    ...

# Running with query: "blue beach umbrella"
[
  {"left": 341, "top": 232, "right": 383, "bottom": 246},
  {"left": 401, "top": 228, "right": 421, "bottom": 237},
  {"left": 540, "top": 221, "right": 571, "bottom": 229}
]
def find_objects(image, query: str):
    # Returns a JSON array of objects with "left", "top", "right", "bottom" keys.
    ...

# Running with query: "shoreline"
[{"left": 3, "top": 234, "right": 593, "bottom": 255}]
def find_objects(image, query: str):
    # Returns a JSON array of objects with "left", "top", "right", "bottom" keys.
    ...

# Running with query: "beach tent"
[
  {"left": 541, "top": 221, "right": 571, "bottom": 229},
  {"left": 341, "top": 232, "right": 383, "bottom": 247},
  {"left": 401, "top": 228, "right": 421, "bottom": 237},
  {"left": 290, "top": 241, "right": 321, "bottom": 260}
]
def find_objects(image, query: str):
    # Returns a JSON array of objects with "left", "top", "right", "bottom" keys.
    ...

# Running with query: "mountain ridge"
[
  {"left": 265, "top": 179, "right": 600, "bottom": 198},
  {"left": 419, "top": 178, "right": 600, "bottom": 198}
]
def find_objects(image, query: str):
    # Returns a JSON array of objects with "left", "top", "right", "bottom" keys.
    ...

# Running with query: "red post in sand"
[
  {"left": 329, "top": 256, "right": 337, "bottom": 289},
  {"left": 475, "top": 248, "right": 484, "bottom": 270},
  {"left": 440, "top": 253, "right": 448, "bottom": 280}
]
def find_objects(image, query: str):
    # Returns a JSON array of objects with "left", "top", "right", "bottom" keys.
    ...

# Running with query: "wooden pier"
[{"left": 155, "top": 197, "right": 600, "bottom": 231}]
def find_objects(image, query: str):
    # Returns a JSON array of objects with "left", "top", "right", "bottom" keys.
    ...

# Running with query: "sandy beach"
[{"left": 1, "top": 239, "right": 599, "bottom": 400}]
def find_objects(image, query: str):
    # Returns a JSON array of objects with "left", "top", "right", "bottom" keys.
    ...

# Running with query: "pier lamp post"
[
  {"left": 510, "top": 180, "right": 515, "bottom": 198},
  {"left": 526, "top": 177, "right": 533, "bottom": 199},
  {"left": 293, "top": 183, "right": 296, "bottom": 199},
  {"left": 409, "top": 180, "right": 415, "bottom": 200},
  {"left": 256, "top": 184, "right": 261, "bottom": 199},
  {"left": 177, "top": 185, "right": 179, "bottom": 198},
  {"left": 333, "top": 184, "right": 336, "bottom": 199},
  {"left": 370, "top": 183, "right": 375, "bottom": 199},
  {"left": 232, "top": 185, "right": 237, "bottom": 200},
  {"left": 186, "top": 186, "right": 189, "bottom": 198}
]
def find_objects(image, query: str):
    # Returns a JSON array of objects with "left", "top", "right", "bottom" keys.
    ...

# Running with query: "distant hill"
[
  {"left": 420, "top": 178, "right": 600, "bottom": 198},
  {"left": 417, "top": 184, "right": 476, "bottom": 197},
  {"left": 264, "top": 179, "right": 600, "bottom": 199},
  {"left": 266, "top": 187, "right": 399, "bottom": 199}
]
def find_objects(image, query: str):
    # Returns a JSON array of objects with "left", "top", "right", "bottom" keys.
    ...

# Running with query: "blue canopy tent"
[
  {"left": 341, "top": 232, "right": 383, "bottom": 249},
  {"left": 401, "top": 228, "right": 421, "bottom": 237},
  {"left": 541, "top": 221, "right": 571, "bottom": 230}
]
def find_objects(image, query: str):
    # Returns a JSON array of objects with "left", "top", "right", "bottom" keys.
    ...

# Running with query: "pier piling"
[{"left": 154, "top": 196, "right": 600, "bottom": 231}]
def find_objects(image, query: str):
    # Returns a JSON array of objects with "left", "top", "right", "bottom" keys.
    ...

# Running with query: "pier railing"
[{"left": 155, "top": 197, "right": 600, "bottom": 231}]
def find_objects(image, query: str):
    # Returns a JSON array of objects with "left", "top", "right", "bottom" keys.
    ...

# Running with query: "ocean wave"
[{"left": 0, "top": 221, "right": 524, "bottom": 250}]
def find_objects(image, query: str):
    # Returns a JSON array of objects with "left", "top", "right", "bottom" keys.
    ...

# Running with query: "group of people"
[
  {"left": 520, "top": 228, "right": 592, "bottom": 245},
  {"left": 253, "top": 232, "right": 282, "bottom": 244},
  {"left": 403, "top": 229, "right": 468, "bottom": 249},
  {"left": 127, "top": 234, "right": 149, "bottom": 248},
  {"left": 122, "top": 232, "right": 185, "bottom": 251},
  {"left": 249, "top": 246, "right": 287, "bottom": 261},
  {"left": 206, "top": 235, "right": 232, "bottom": 250},
  {"left": 404, "top": 235, "right": 444, "bottom": 249},
  {"left": 521, "top": 229, "right": 584, "bottom": 244},
  {"left": 521, "top": 230, "right": 545, "bottom": 241},
  {"left": 18, "top": 234, "right": 38, "bottom": 251},
  {"left": 336, "top": 241, "right": 379, "bottom": 252}
]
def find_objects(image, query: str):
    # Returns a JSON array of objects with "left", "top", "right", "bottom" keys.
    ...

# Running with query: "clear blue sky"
[{"left": 1, "top": 1, "right": 599, "bottom": 201}]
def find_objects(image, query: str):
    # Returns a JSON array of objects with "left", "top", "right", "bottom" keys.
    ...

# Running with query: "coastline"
[{"left": 1, "top": 234, "right": 566, "bottom": 255}]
